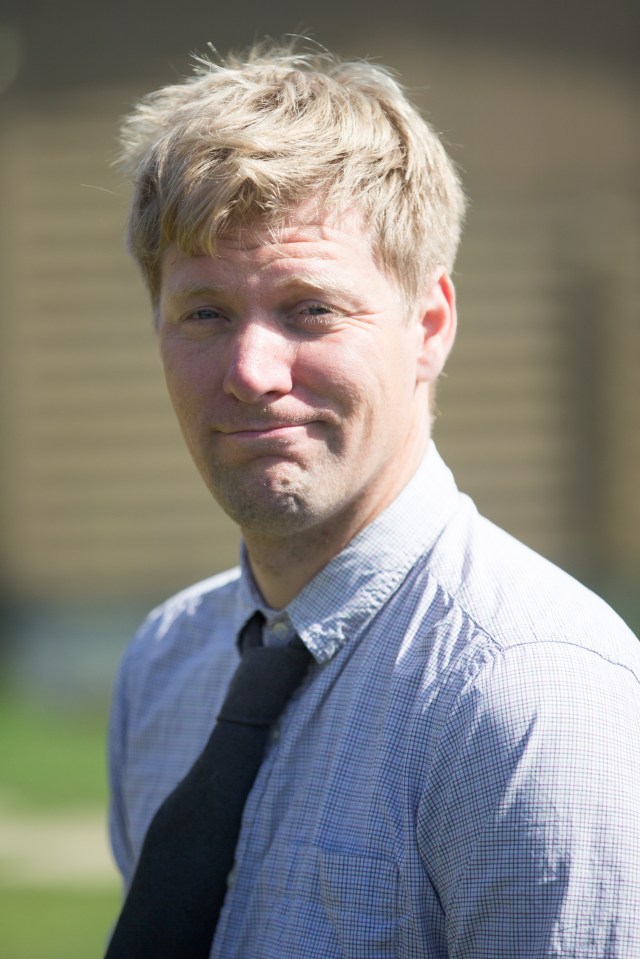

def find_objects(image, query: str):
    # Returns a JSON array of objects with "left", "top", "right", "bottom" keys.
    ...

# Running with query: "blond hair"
[{"left": 119, "top": 40, "right": 466, "bottom": 306}]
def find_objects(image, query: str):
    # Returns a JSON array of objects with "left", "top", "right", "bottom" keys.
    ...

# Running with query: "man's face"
[{"left": 157, "top": 209, "right": 449, "bottom": 548}]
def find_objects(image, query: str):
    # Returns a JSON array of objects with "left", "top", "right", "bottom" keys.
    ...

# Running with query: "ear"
[{"left": 414, "top": 271, "right": 457, "bottom": 384}]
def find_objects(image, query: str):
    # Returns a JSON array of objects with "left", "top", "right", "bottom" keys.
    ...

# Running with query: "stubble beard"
[{"left": 202, "top": 457, "right": 329, "bottom": 538}]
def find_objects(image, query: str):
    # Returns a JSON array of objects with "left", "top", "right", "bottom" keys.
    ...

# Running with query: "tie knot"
[
  {"left": 218, "top": 643, "right": 312, "bottom": 727},
  {"left": 239, "top": 611, "right": 266, "bottom": 651}
]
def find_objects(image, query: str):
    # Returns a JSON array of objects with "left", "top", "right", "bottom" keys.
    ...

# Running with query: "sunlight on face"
[{"left": 157, "top": 209, "right": 444, "bottom": 549}]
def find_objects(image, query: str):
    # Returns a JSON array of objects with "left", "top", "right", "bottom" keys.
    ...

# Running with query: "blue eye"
[
  {"left": 188, "top": 308, "right": 223, "bottom": 322},
  {"left": 294, "top": 303, "right": 339, "bottom": 330}
]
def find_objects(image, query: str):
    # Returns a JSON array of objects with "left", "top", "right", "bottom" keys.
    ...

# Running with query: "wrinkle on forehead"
[
  {"left": 205, "top": 202, "right": 373, "bottom": 255},
  {"left": 164, "top": 206, "right": 373, "bottom": 276}
]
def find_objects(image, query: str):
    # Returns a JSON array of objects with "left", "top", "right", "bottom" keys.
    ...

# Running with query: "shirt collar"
[{"left": 234, "top": 442, "right": 459, "bottom": 663}]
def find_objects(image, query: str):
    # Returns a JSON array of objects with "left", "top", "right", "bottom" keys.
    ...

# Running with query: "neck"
[
  {"left": 244, "top": 530, "right": 336, "bottom": 610},
  {"left": 244, "top": 503, "right": 369, "bottom": 608}
]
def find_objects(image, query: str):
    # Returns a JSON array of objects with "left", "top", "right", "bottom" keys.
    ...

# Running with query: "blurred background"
[{"left": 0, "top": 1, "right": 638, "bottom": 955}]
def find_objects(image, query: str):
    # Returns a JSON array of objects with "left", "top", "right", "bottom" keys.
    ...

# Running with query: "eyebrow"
[
  {"left": 162, "top": 271, "right": 367, "bottom": 306},
  {"left": 161, "top": 281, "right": 227, "bottom": 302},
  {"left": 272, "top": 270, "right": 365, "bottom": 302}
]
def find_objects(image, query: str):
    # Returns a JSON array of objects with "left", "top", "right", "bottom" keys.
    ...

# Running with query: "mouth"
[{"left": 216, "top": 422, "right": 318, "bottom": 443}]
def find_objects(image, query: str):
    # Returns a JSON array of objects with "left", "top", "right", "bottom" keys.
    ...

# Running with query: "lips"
[
  {"left": 210, "top": 419, "right": 328, "bottom": 454},
  {"left": 216, "top": 422, "right": 309, "bottom": 435}
]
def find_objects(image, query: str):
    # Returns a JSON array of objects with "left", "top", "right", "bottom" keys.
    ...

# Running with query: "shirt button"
[
  {"left": 271, "top": 722, "right": 281, "bottom": 743},
  {"left": 272, "top": 621, "right": 289, "bottom": 639}
]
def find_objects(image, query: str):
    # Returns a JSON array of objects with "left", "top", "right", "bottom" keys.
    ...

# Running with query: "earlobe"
[{"left": 415, "top": 272, "right": 457, "bottom": 383}]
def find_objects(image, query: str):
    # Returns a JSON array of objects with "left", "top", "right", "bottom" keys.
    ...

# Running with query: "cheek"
[
  {"left": 161, "top": 342, "right": 212, "bottom": 402},
  {"left": 310, "top": 353, "right": 374, "bottom": 416},
  {"left": 338, "top": 337, "right": 413, "bottom": 404},
  {"left": 160, "top": 354, "right": 210, "bottom": 445},
  {"left": 318, "top": 354, "right": 395, "bottom": 437}
]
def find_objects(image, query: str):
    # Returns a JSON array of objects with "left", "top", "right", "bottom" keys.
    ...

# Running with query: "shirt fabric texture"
[{"left": 108, "top": 444, "right": 640, "bottom": 958}]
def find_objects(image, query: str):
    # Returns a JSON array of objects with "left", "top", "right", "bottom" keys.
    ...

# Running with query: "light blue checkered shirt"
[{"left": 108, "top": 444, "right": 640, "bottom": 957}]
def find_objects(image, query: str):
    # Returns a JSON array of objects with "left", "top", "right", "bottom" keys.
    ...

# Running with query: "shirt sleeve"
[
  {"left": 417, "top": 641, "right": 640, "bottom": 958},
  {"left": 107, "top": 645, "right": 136, "bottom": 889}
]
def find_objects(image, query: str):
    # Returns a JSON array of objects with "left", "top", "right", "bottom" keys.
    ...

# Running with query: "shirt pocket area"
[{"left": 318, "top": 849, "right": 406, "bottom": 958}]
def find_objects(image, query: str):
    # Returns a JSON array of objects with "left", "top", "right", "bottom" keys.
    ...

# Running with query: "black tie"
[{"left": 105, "top": 613, "right": 312, "bottom": 959}]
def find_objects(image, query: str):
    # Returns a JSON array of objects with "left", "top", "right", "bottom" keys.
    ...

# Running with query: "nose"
[{"left": 222, "top": 320, "right": 294, "bottom": 402}]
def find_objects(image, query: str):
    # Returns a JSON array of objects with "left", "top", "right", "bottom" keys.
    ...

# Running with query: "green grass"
[
  {"left": 0, "top": 885, "right": 121, "bottom": 959},
  {"left": 0, "top": 691, "right": 121, "bottom": 958},
  {"left": 0, "top": 690, "right": 110, "bottom": 811}
]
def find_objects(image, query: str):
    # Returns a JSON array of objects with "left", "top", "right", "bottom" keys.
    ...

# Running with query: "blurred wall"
[{"left": 1, "top": 2, "right": 638, "bottom": 697}]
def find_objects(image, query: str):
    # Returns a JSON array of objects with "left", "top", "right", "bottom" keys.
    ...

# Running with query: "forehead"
[{"left": 160, "top": 207, "right": 391, "bottom": 298}]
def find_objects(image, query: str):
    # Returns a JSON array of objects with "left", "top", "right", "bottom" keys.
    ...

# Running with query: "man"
[{"left": 107, "top": 41, "right": 640, "bottom": 958}]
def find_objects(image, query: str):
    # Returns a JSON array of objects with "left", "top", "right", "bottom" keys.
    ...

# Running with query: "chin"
[{"left": 208, "top": 473, "right": 315, "bottom": 532}]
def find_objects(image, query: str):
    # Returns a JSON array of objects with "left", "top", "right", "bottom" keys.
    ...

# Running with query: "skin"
[{"left": 157, "top": 208, "right": 457, "bottom": 607}]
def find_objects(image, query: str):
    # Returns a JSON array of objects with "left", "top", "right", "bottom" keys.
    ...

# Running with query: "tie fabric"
[{"left": 105, "top": 613, "right": 312, "bottom": 959}]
